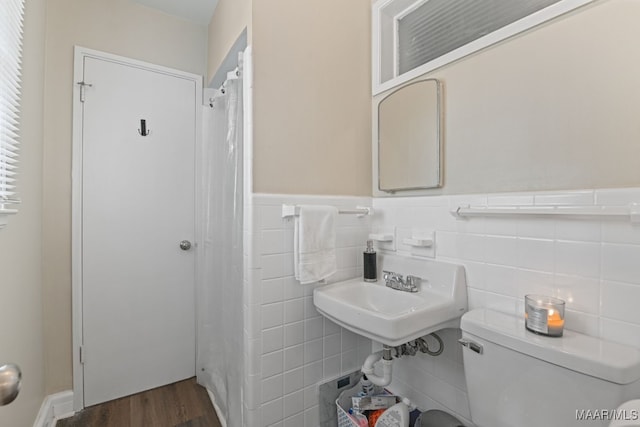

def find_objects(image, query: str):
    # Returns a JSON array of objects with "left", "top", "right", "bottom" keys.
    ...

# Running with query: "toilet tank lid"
[{"left": 461, "top": 309, "right": 640, "bottom": 385}]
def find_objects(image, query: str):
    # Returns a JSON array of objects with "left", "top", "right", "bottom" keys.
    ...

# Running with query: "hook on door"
[{"left": 138, "top": 119, "right": 151, "bottom": 136}]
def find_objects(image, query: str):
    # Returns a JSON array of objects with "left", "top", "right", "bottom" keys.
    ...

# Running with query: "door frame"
[{"left": 71, "top": 46, "right": 203, "bottom": 410}]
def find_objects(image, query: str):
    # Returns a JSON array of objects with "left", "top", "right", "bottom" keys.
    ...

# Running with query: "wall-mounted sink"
[{"left": 314, "top": 254, "right": 467, "bottom": 346}]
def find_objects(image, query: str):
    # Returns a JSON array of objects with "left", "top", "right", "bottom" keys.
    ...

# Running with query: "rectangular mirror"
[{"left": 377, "top": 79, "right": 442, "bottom": 193}]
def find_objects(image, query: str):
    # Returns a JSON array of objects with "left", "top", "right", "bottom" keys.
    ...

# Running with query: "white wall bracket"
[
  {"left": 402, "top": 237, "right": 433, "bottom": 247},
  {"left": 369, "top": 233, "right": 394, "bottom": 242}
]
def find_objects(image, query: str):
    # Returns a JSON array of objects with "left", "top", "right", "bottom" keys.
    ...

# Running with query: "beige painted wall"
[
  {"left": 207, "top": 0, "right": 251, "bottom": 83},
  {"left": 42, "top": 0, "right": 207, "bottom": 394},
  {"left": 0, "top": 0, "right": 46, "bottom": 425},
  {"left": 376, "top": 0, "right": 640, "bottom": 195},
  {"left": 252, "top": 0, "right": 372, "bottom": 196}
]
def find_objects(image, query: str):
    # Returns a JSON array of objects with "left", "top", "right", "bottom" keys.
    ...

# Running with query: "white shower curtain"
[{"left": 197, "top": 69, "right": 244, "bottom": 427}]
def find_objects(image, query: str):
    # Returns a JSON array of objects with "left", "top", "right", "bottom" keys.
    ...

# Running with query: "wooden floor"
[{"left": 56, "top": 378, "right": 222, "bottom": 427}]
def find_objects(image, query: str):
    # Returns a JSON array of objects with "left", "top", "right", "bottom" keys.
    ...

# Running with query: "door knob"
[
  {"left": 179, "top": 240, "right": 192, "bottom": 251},
  {"left": 0, "top": 363, "right": 22, "bottom": 406}
]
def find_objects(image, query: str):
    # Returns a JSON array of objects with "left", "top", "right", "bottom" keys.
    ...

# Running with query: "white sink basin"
[{"left": 314, "top": 254, "right": 467, "bottom": 346}]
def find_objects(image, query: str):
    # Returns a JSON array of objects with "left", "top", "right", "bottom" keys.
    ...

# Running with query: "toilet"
[
  {"left": 610, "top": 400, "right": 640, "bottom": 427},
  {"left": 460, "top": 309, "right": 640, "bottom": 427}
]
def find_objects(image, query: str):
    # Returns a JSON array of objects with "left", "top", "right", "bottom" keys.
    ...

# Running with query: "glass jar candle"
[{"left": 525, "top": 295, "right": 565, "bottom": 337}]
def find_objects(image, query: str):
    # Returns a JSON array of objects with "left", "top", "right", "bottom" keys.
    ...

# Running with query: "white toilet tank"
[{"left": 460, "top": 309, "right": 640, "bottom": 427}]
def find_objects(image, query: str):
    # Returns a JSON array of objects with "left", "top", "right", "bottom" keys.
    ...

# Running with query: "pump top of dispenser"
[{"left": 366, "top": 240, "right": 375, "bottom": 253}]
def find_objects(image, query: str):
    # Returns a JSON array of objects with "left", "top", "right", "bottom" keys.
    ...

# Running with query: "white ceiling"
[{"left": 131, "top": 0, "right": 219, "bottom": 25}]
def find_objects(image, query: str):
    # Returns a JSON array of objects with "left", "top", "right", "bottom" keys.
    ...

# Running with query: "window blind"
[
  {"left": 398, "top": 0, "right": 560, "bottom": 75},
  {"left": 0, "top": 0, "right": 25, "bottom": 208}
]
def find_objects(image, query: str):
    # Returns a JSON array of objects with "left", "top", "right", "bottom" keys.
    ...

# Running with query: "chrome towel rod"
[
  {"left": 281, "top": 204, "right": 372, "bottom": 219},
  {"left": 451, "top": 203, "right": 640, "bottom": 224}
]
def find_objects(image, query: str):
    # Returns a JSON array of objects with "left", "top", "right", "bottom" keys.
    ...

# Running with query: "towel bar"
[
  {"left": 281, "top": 204, "right": 372, "bottom": 218},
  {"left": 451, "top": 203, "right": 640, "bottom": 224}
]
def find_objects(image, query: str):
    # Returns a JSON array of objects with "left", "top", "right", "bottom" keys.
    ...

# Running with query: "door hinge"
[
  {"left": 79, "top": 346, "right": 85, "bottom": 364},
  {"left": 76, "top": 81, "right": 93, "bottom": 103}
]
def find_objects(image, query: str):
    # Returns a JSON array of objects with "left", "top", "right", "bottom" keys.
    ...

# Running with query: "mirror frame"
[{"left": 374, "top": 78, "right": 443, "bottom": 196}]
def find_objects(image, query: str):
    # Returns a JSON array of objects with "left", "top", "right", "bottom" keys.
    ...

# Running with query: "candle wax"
[{"left": 547, "top": 310, "right": 564, "bottom": 327}]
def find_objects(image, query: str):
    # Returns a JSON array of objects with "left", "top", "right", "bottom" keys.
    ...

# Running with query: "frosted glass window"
[{"left": 398, "top": 0, "right": 560, "bottom": 75}]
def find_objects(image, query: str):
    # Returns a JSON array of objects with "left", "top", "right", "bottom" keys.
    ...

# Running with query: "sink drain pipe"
[
  {"left": 361, "top": 333, "right": 444, "bottom": 387},
  {"left": 361, "top": 346, "right": 393, "bottom": 387}
]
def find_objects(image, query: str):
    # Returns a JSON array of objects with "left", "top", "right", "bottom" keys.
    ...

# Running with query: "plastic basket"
[
  {"left": 336, "top": 386, "right": 398, "bottom": 427},
  {"left": 336, "top": 385, "right": 362, "bottom": 427}
]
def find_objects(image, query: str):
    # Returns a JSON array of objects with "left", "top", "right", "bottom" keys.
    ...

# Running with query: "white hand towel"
[{"left": 294, "top": 205, "right": 338, "bottom": 284}]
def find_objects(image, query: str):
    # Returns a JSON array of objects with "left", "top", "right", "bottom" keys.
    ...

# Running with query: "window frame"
[{"left": 372, "top": 0, "right": 595, "bottom": 95}]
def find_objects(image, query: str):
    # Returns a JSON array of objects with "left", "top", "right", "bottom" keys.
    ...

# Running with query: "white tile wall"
[
  {"left": 242, "top": 188, "right": 640, "bottom": 426},
  {"left": 244, "top": 194, "right": 374, "bottom": 427},
  {"left": 371, "top": 187, "right": 640, "bottom": 426}
]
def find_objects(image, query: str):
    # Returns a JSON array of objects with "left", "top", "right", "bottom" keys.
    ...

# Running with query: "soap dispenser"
[{"left": 363, "top": 240, "right": 377, "bottom": 282}]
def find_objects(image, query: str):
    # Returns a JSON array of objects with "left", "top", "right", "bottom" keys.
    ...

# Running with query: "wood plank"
[
  {"left": 175, "top": 416, "right": 215, "bottom": 427},
  {"left": 193, "top": 383, "right": 222, "bottom": 427},
  {"left": 130, "top": 387, "right": 163, "bottom": 426},
  {"left": 56, "top": 378, "right": 220, "bottom": 427}
]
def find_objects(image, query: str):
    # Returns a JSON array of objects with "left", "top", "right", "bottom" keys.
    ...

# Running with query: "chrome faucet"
[{"left": 382, "top": 271, "right": 421, "bottom": 293}]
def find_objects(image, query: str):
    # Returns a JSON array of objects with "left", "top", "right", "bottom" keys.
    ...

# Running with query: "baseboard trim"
[
  {"left": 33, "top": 390, "right": 74, "bottom": 427},
  {"left": 206, "top": 389, "right": 228, "bottom": 427}
]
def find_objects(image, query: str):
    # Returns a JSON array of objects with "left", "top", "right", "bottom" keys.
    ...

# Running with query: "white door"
[{"left": 80, "top": 54, "right": 198, "bottom": 406}]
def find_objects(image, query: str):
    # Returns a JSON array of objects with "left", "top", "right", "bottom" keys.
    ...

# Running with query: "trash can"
[{"left": 415, "top": 409, "right": 464, "bottom": 427}]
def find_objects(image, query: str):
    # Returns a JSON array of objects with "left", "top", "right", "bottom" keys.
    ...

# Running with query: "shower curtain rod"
[
  {"left": 221, "top": 68, "right": 240, "bottom": 89},
  {"left": 208, "top": 67, "right": 241, "bottom": 106}
]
